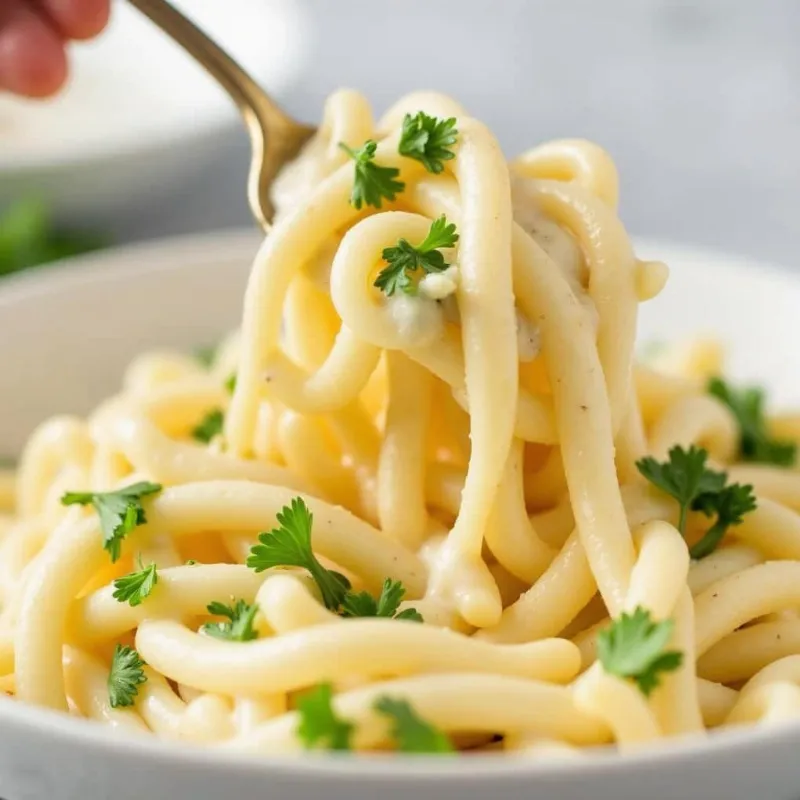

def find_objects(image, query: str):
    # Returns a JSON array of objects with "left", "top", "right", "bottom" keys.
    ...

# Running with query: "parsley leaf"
[
  {"left": 246, "top": 497, "right": 351, "bottom": 611},
  {"left": 398, "top": 112, "right": 458, "bottom": 174},
  {"left": 0, "top": 197, "right": 107, "bottom": 277},
  {"left": 191, "top": 408, "right": 224, "bottom": 444},
  {"left": 374, "top": 696, "right": 453, "bottom": 753},
  {"left": 708, "top": 377, "right": 796, "bottom": 466},
  {"left": 636, "top": 445, "right": 726, "bottom": 534},
  {"left": 297, "top": 683, "right": 354, "bottom": 751},
  {"left": 61, "top": 481, "right": 162, "bottom": 562},
  {"left": 375, "top": 215, "right": 459, "bottom": 296},
  {"left": 247, "top": 497, "right": 422, "bottom": 620},
  {"left": 690, "top": 483, "right": 757, "bottom": 559},
  {"left": 108, "top": 644, "right": 147, "bottom": 708},
  {"left": 341, "top": 578, "right": 423, "bottom": 622},
  {"left": 339, "top": 140, "right": 405, "bottom": 210},
  {"left": 596, "top": 607, "right": 683, "bottom": 696},
  {"left": 193, "top": 343, "right": 217, "bottom": 368},
  {"left": 637, "top": 445, "right": 757, "bottom": 558},
  {"left": 112, "top": 558, "right": 158, "bottom": 607},
  {"left": 201, "top": 599, "right": 259, "bottom": 642}
]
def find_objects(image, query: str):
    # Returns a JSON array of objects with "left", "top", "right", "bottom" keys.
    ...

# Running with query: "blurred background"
[{"left": 2, "top": 0, "right": 800, "bottom": 275}]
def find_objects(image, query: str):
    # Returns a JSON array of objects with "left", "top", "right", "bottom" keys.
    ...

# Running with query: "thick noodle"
[{"left": 1, "top": 89, "right": 799, "bottom": 757}]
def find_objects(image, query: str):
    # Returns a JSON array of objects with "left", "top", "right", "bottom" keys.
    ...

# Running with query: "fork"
[{"left": 127, "top": 0, "right": 316, "bottom": 229}]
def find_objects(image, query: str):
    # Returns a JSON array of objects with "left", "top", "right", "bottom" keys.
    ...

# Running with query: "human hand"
[{"left": 0, "top": 0, "right": 110, "bottom": 97}]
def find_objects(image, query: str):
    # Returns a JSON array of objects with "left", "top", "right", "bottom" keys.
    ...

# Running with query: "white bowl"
[
  {"left": 1, "top": 231, "right": 800, "bottom": 800},
  {"left": 0, "top": 0, "right": 307, "bottom": 227}
]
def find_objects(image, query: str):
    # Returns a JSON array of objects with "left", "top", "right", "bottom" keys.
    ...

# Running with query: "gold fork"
[{"left": 127, "top": 0, "right": 316, "bottom": 229}]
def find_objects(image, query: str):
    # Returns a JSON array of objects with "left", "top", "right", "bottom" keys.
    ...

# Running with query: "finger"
[
  {"left": 0, "top": 0, "right": 67, "bottom": 98},
  {"left": 40, "top": 0, "right": 111, "bottom": 40}
]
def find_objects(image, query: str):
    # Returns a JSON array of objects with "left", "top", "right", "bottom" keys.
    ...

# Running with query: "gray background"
[{"left": 116, "top": 0, "right": 800, "bottom": 267}]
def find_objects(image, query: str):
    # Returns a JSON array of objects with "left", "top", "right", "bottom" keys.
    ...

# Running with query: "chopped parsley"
[
  {"left": 297, "top": 683, "right": 354, "bottom": 751},
  {"left": 636, "top": 445, "right": 756, "bottom": 558},
  {"left": 708, "top": 377, "right": 796, "bottom": 466},
  {"left": 339, "top": 140, "right": 405, "bottom": 210},
  {"left": 112, "top": 558, "right": 158, "bottom": 607},
  {"left": 398, "top": 112, "right": 458, "bottom": 174},
  {"left": 201, "top": 599, "right": 259, "bottom": 642},
  {"left": 374, "top": 696, "right": 453, "bottom": 753},
  {"left": 108, "top": 644, "right": 147, "bottom": 708},
  {"left": 247, "top": 497, "right": 351, "bottom": 610},
  {"left": 375, "top": 215, "right": 459, "bottom": 296},
  {"left": 636, "top": 445, "right": 726, "bottom": 535},
  {"left": 247, "top": 497, "right": 422, "bottom": 620},
  {"left": 61, "top": 481, "right": 162, "bottom": 562},
  {"left": 596, "top": 607, "right": 683, "bottom": 696},
  {"left": 191, "top": 408, "right": 224, "bottom": 444},
  {"left": 342, "top": 578, "right": 423, "bottom": 622},
  {"left": 296, "top": 685, "right": 453, "bottom": 753},
  {"left": 690, "top": 483, "right": 757, "bottom": 560}
]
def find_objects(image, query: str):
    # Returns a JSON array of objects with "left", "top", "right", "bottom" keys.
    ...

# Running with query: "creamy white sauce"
[
  {"left": 512, "top": 178, "right": 601, "bottom": 338},
  {"left": 419, "top": 265, "right": 460, "bottom": 300},
  {"left": 388, "top": 292, "right": 444, "bottom": 346}
]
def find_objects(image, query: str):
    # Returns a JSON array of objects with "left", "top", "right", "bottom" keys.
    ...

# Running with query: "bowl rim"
[{"left": 2, "top": 228, "right": 800, "bottom": 780}]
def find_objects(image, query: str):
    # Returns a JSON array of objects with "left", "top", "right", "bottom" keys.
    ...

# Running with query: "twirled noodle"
[{"left": 3, "top": 88, "right": 800, "bottom": 759}]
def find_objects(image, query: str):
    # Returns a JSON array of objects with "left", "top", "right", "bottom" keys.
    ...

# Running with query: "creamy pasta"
[{"left": 1, "top": 89, "right": 799, "bottom": 757}]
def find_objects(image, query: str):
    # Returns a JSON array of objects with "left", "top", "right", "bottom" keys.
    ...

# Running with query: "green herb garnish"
[
  {"left": 108, "top": 644, "right": 147, "bottom": 708},
  {"left": 247, "top": 497, "right": 351, "bottom": 610},
  {"left": 596, "top": 607, "right": 683, "bottom": 696},
  {"left": 636, "top": 445, "right": 726, "bottom": 535},
  {"left": 636, "top": 445, "right": 756, "bottom": 558},
  {"left": 342, "top": 578, "right": 423, "bottom": 622},
  {"left": 709, "top": 377, "right": 796, "bottom": 466},
  {"left": 374, "top": 696, "right": 453, "bottom": 753},
  {"left": 247, "top": 497, "right": 422, "bottom": 620},
  {"left": 61, "top": 481, "right": 162, "bottom": 562},
  {"left": 398, "top": 112, "right": 458, "bottom": 174},
  {"left": 689, "top": 483, "right": 757, "bottom": 559},
  {"left": 339, "top": 140, "right": 405, "bottom": 210},
  {"left": 112, "top": 558, "right": 158, "bottom": 607},
  {"left": 201, "top": 599, "right": 259, "bottom": 642},
  {"left": 375, "top": 215, "right": 459, "bottom": 296},
  {"left": 191, "top": 408, "right": 224, "bottom": 444},
  {"left": 297, "top": 683, "right": 354, "bottom": 751}
]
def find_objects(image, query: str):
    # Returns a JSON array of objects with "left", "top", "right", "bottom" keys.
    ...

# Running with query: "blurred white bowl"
[
  {"left": 0, "top": 0, "right": 307, "bottom": 227},
  {"left": 2, "top": 232, "right": 800, "bottom": 799}
]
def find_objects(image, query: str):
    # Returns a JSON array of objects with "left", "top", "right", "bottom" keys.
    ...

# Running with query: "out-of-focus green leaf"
[{"left": 0, "top": 198, "right": 108, "bottom": 277}]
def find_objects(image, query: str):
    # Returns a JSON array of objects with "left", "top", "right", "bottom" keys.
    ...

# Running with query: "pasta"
[{"left": 2, "top": 88, "right": 800, "bottom": 758}]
